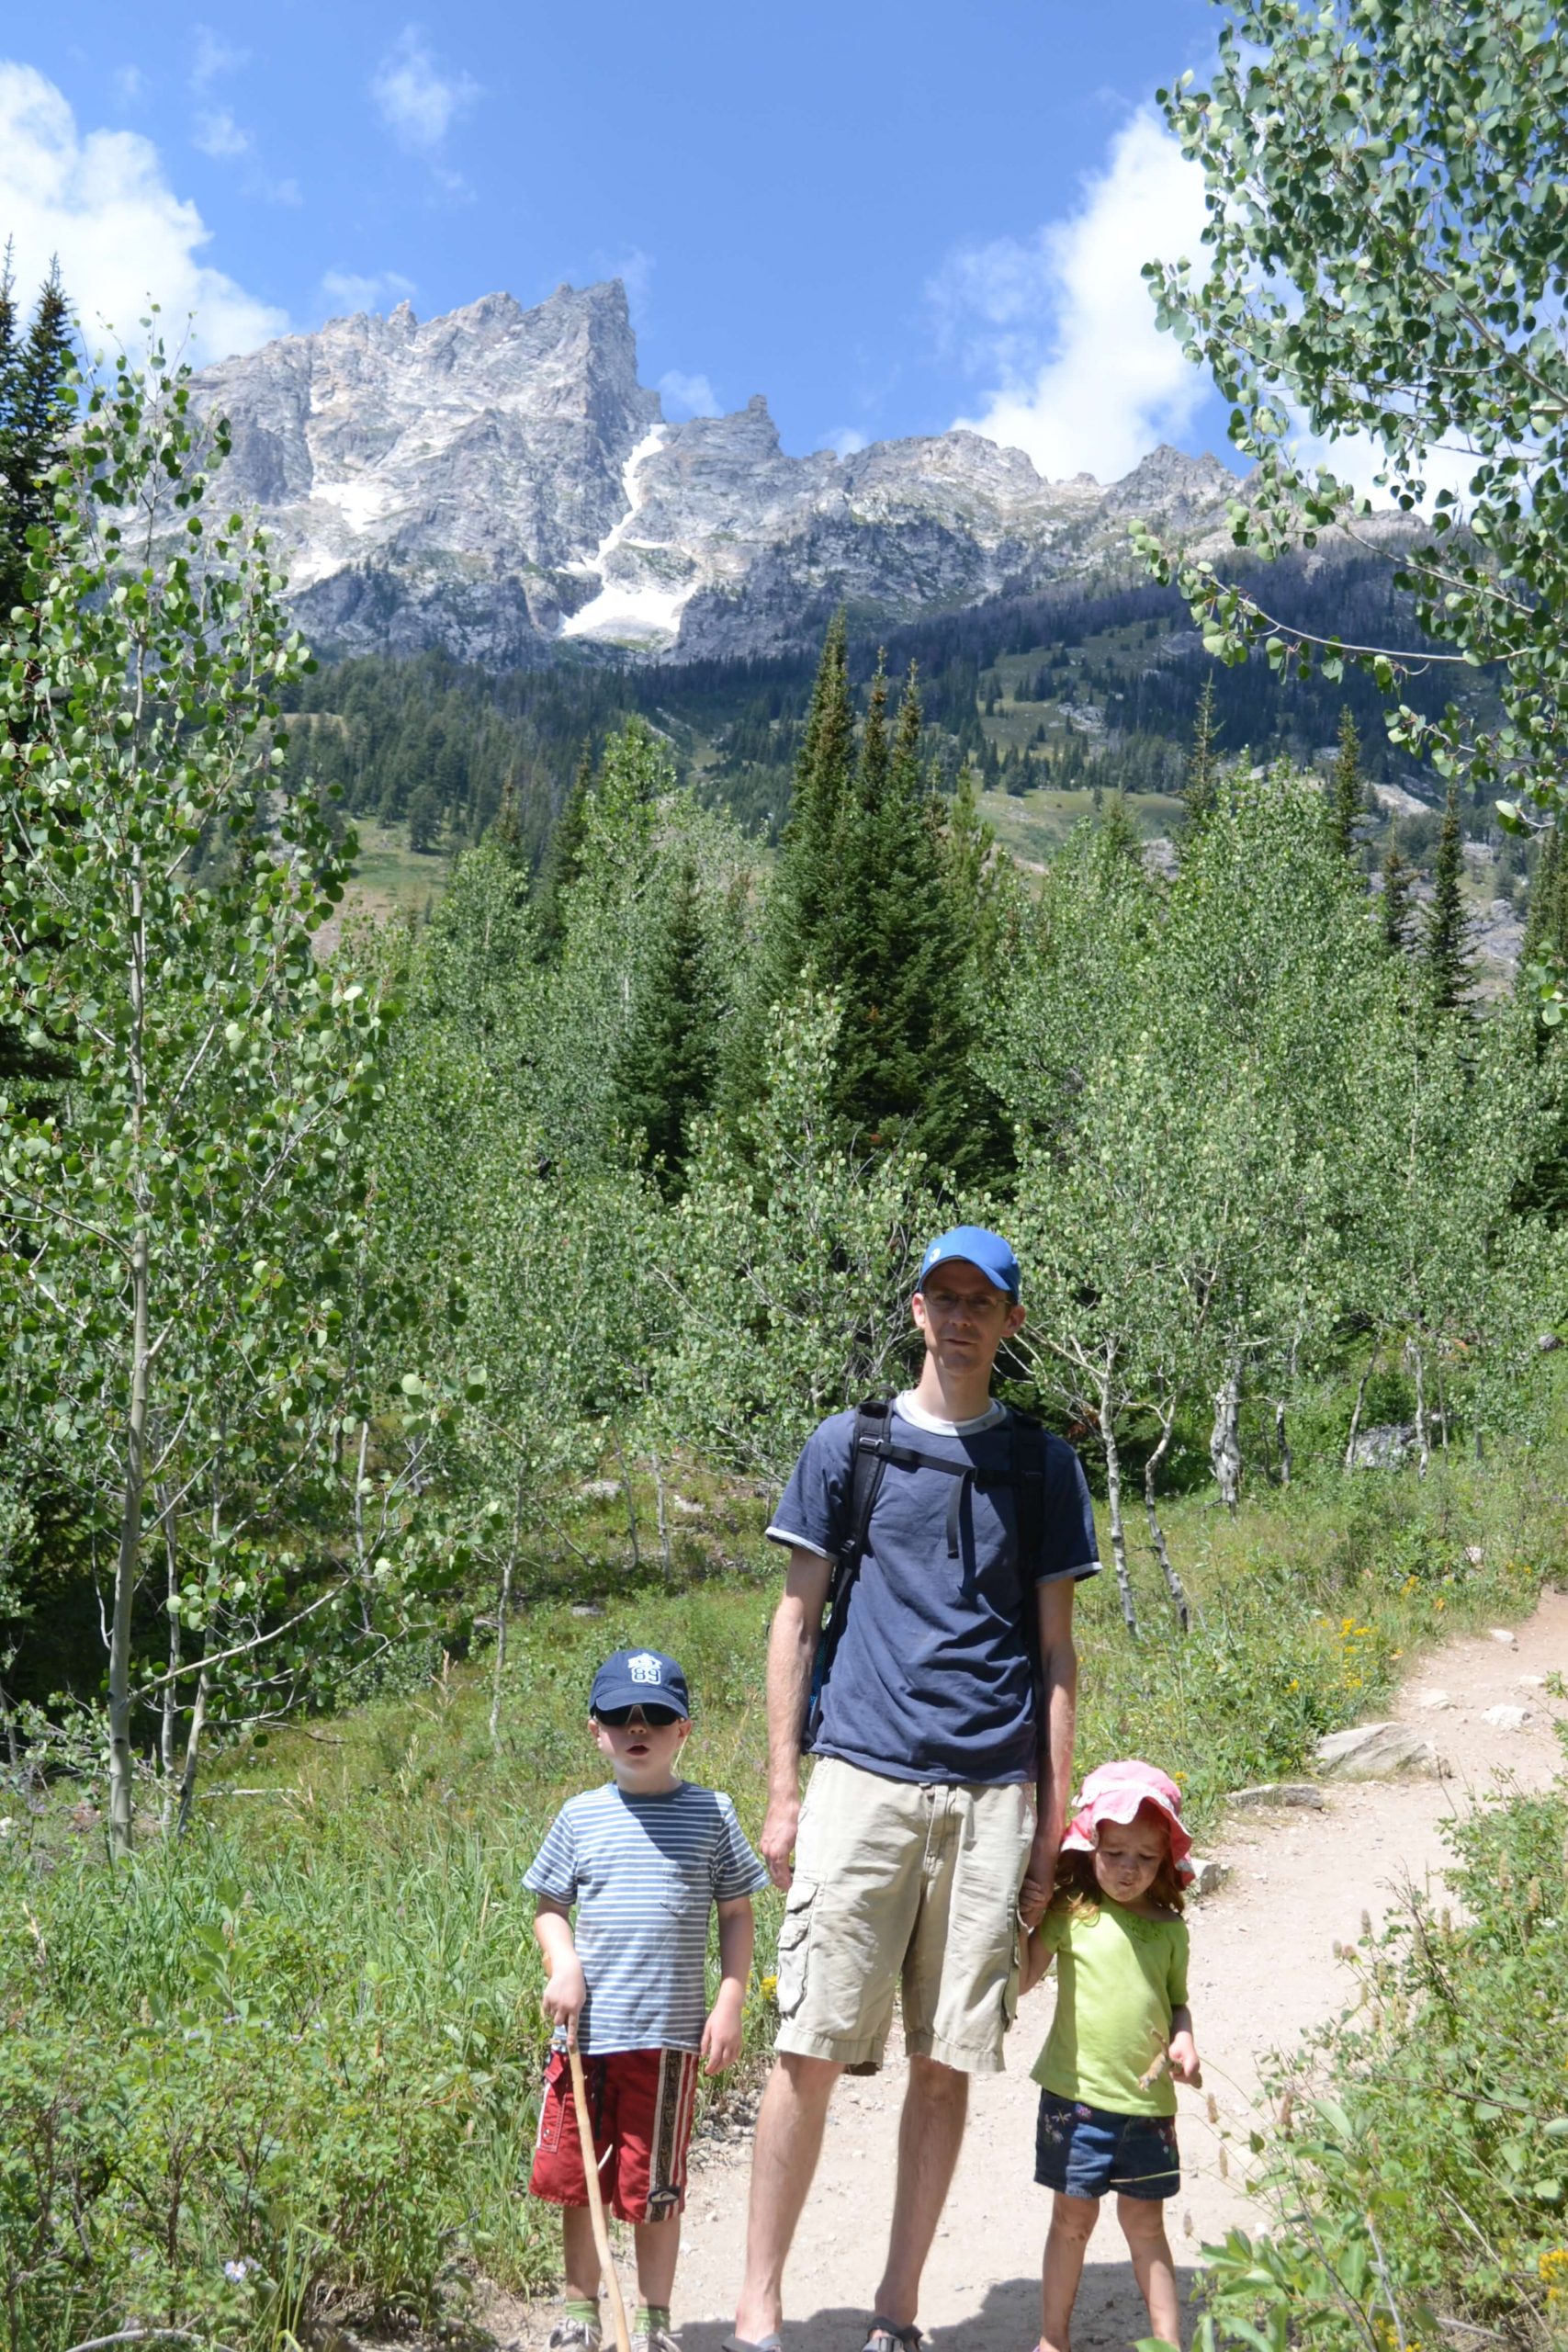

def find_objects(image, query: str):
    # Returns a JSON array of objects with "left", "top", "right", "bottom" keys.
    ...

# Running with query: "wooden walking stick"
[{"left": 566, "top": 2035, "right": 633, "bottom": 2352}]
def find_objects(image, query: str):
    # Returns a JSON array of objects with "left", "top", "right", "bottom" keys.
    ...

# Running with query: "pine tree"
[
  {"left": 1424, "top": 784, "right": 1474, "bottom": 1015},
  {"left": 1, "top": 256, "right": 74, "bottom": 1101},
  {"left": 1379, "top": 837, "right": 1415, "bottom": 956},
  {"left": 491, "top": 771, "right": 527, "bottom": 869},
  {"left": 1184, "top": 673, "right": 1221, "bottom": 826},
  {"left": 1098, "top": 788, "right": 1143, "bottom": 869},
  {"left": 611, "top": 858, "right": 720, "bottom": 1195},
  {"left": 1519, "top": 820, "right": 1568, "bottom": 978},
  {"left": 719, "top": 614, "right": 854, "bottom": 1123},
  {"left": 829, "top": 663, "right": 985, "bottom": 1174},
  {"left": 784, "top": 608, "right": 854, "bottom": 972},
  {"left": 535, "top": 746, "right": 592, "bottom": 956},
  {"left": 1329, "top": 707, "right": 1363, "bottom": 859},
  {"left": 0, "top": 253, "right": 73, "bottom": 627}
]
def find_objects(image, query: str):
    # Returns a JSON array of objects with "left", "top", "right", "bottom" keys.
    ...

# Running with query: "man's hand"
[
  {"left": 1017, "top": 1822, "right": 1061, "bottom": 1929},
  {"left": 541, "top": 1955, "right": 587, "bottom": 2044},
  {"left": 1168, "top": 2029, "right": 1202, "bottom": 2087},
  {"left": 760, "top": 1792, "right": 800, "bottom": 1890},
  {"left": 700, "top": 1984, "right": 745, "bottom": 2075}
]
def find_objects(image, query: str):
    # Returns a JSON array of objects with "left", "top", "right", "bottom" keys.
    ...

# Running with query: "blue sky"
[{"left": 1, "top": 0, "right": 1234, "bottom": 481}]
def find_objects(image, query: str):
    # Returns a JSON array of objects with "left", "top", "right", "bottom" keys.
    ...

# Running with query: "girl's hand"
[
  {"left": 1168, "top": 2029, "right": 1202, "bottom": 2086},
  {"left": 1018, "top": 1923, "right": 1055, "bottom": 1997}
]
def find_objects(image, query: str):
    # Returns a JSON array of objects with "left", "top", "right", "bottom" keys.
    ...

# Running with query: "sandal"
[{"left": 862, "top": 2321, "right": 923, "bottom": 2352}]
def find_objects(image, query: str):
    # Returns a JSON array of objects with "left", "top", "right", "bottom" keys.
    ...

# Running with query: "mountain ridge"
[{"left": 194, "top": 277, "right": 1245, "bottom": 666}]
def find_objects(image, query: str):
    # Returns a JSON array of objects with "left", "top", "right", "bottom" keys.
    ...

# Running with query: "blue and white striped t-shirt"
[{"left": 525, "top": 1781, "right": 768, "bottom": 2054}]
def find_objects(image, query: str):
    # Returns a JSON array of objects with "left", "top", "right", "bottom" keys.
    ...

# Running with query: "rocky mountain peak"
[{"left": 191, "top": 279, "right": 1244, "bottom": 665}]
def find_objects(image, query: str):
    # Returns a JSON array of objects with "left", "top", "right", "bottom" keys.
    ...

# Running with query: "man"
[{"left": 727, "top": 1227, "right": 1099, "bottom": 2352}]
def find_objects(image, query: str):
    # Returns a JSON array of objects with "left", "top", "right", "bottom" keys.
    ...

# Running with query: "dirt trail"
[{"left": 513, "top": 1593, "right": 1568, "bottom": 2352}]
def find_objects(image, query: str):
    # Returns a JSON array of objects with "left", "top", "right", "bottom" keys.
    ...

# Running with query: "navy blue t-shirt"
[{"left": 767, "top": 1396, "right": 1100, "bottom": 1788}]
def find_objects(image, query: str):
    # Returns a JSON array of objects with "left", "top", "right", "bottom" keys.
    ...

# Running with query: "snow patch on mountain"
[{"left": 558, "top": 426, "right": 692, "bottom": 649}]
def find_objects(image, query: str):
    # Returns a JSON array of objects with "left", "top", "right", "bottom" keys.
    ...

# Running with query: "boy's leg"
[
  {"left": 561, "top": 2206, "right": 603, "bottom": 2307},
  {"left": 633, "top": 2215, "right": 681, "bottom": 2312},
  {"left": 1116, "top": 2196, "right": 1180, "bottom": 2348},
  {"left": 1040, "top": 2191, "right": 1099, "bottom": 2352}
]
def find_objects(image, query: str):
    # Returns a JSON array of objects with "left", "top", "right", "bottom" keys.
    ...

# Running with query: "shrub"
[{"left": 1196, "top": 1770, "right": 1568, "bottom": 2352}]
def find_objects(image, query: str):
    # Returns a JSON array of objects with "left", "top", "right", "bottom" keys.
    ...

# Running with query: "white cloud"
[
  {"left": 826, "top": 425, "right": 868, "bottom": 458},
  {"left": 321, "top": 268, "right": 417, "bottom": 315},
  {"left": 113, "top": 64, "right": 146, "bottom": 106},
  {"left": 658, "top": 368, "right": 718, "bottom": 419},
  {"left": 0, "top": 62, "right": 288, "bottom": 366},
  {"left": 935, "top": 108, "right": 1211, "bottom": 483},
  {"left": 370, "top": 27, "right": 479, "bottom": 153},
  {"left": 260, "top": 175, "right": 303, "bottom": 208},
  {"left": 190, "top": 26, "right": 248, "bottom": 90},
  {"left": 192, "top": 106, "right": 250, "bottom": 159}
]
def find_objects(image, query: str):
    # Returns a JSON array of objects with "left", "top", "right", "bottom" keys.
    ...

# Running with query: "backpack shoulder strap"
[
  {"left": 845, "top": 1395, "right": 896, "bottom": 1566},
  {"left": 806, "top": 1396, "right": 895, "bottom": 1744},
  {"left": 1008, "top": 1407, "right": 1049, "bottom": 1579}
]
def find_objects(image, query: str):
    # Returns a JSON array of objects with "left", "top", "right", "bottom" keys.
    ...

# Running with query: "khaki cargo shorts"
[{"left": 773, "top": 1755, "right": 1034, "bottom": 2075}]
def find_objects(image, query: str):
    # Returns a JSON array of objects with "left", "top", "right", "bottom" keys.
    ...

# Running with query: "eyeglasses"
[{"left": 594, "top": 1704, "right": 682, "bottom": 1728}]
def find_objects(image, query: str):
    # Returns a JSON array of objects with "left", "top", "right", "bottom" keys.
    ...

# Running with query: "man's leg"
[
  {"left": 732, "top": 2052, "right": 841, "bottom": 2342},
  {"left": 869, "top": 2053, "right": 969, "bottom": 2329}
]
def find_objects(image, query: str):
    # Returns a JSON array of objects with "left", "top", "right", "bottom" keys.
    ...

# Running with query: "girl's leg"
[
  {"left": 633, "top": 2215, "right": 682, "bottom": 2311},
  {"left": 1116, "top": 2197, "right": 1180, "bottom": 2348},
  {"left": 562, "top": 2205, "right": 603, "bottom": 2305},
  {"left": 1040, "top": 2191, "right": 1100, "bottom": 2352}
]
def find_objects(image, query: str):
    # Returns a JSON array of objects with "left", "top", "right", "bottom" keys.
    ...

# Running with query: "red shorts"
[{"left": 530, "top": 2047, "right": 701, "bottom": 2223}]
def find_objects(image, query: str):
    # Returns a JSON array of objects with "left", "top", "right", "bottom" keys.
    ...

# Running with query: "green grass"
[
  {"left": 984, "top": 781, "right": 1187, "bottom": 864},
  {"left": 341, "top": 817, "right": 455, "bottom": 922},
  {"left": 2, "top": 1434, "right": 1565, "bottom": 2352}
]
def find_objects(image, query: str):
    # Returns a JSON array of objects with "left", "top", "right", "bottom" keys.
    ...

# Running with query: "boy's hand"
[
  {"left": 700, "top": 1985, "right": 744, "bottom": 2075},
  {"left": 541, "top": 1957, "right": 588, "bottom": 2044},
  {"left": 1168, "top": 2030, "right": 1202, "bottom": 2087}
]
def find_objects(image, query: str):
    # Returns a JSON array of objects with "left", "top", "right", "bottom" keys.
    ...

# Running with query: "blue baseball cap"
[
  {"left": 915, "top": 1226, "right": 1021, "bottom": 1301},
  {"left": 590, "top": 1647, "right": 691, "bottom": 1717}
]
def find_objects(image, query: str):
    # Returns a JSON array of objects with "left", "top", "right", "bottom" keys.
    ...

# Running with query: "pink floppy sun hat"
[{"left": 1061, "top": 1758, "right": 1195, "bottom": 1884}]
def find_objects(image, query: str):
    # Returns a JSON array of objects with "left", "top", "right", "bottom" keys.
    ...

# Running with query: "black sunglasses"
[{"left": 594, "top": 1703, "right": 682, "bottom": 1728}]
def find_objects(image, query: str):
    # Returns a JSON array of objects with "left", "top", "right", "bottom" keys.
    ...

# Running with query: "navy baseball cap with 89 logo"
[{"left": 590, "top": 1647, "right": 691, "bottom": 1717}]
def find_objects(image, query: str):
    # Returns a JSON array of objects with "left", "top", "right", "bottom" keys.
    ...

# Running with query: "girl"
[{"left": 1021, "top": 1759, "right": 1202, "bottom": 2352}]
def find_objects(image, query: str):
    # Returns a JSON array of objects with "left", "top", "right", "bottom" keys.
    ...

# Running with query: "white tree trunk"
[
  {"left": 1344, "top": 1348, "right": 1377, "bottom": 1471},
  {"left": 1099, "top": 1374, "right": 1138, "bottom": 1638},
  {"left": 614, "top": 1430, "right": 640, "bottom": 1572},
  {"left": 108, "top": 1221, "right": 150, "bottom": 1861},
  {"left": 1408, "top": 1339, "right": 1429, "bottom": 1477},
  {"left": 490, "top": 1470, "right": 525, "bottom": 1755},
  {"left": 651, "top": 1448, "right": 671, "bottom": 1577},
  {"left": 158, "top": 1491, "right": 180, "bottom": 1833},
  {"left": 1143, "top": 1405, "right": 1189, "bottom": 1631},
  {"left": 176, "top": 1648, "right": 210, "bottom": 1836},
  {"left": 1210, "top": 1363, "right": 1242, "bottom": 1511}
]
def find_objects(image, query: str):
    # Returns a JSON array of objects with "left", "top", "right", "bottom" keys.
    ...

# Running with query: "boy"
[{"left": 527, "top": 1647, "right": 768, "bottom": 2352}]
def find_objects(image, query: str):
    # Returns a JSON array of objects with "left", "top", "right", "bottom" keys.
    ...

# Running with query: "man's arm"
[
  {"left": 759, "top": 1545, "right": 833, "bottom": 1890},
  {"left": 1018, "top": 1577, "right": 1077, "bottom": 1928}
]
